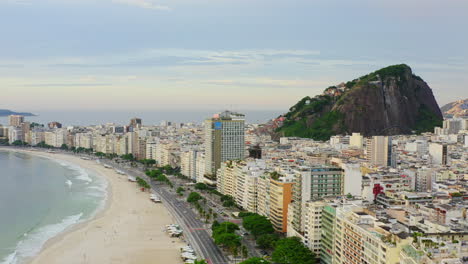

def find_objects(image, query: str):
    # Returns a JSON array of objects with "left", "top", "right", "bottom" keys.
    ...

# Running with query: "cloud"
[
  {"left": 1, "top": 0, "right": 30, "bottom": 5},
  {"left": 112, "top": 0, "right": 171, "bottom": 11},
  {"left": 22, "top": 83, "right": 112, "bottom": 87},
  {"left": 43, "top": 49, "right": 321, "bottom": 69},
  {"left": 202, "top": 78, "right": 330, "bottom": 89}
]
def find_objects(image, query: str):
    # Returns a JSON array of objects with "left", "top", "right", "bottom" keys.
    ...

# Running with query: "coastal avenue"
[{"left": 102, "top": 160, "right": 230, "bottom": 264}]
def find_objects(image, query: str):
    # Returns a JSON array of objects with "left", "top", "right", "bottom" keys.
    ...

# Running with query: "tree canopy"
[
  {"left": 187, "top": 192, "right": 202, "bottom": 203},
  {"left": 211, "top": 221, "right": 241, "bottom": 255},
  {"left": 256, "top": 233, "right": 280, "bottom": 250},
  {"left": 242, "top": 214, "right": 274, "bottom": 238},
  {"left": 271, "top": 237, "right": 316, "bottom": 264}
]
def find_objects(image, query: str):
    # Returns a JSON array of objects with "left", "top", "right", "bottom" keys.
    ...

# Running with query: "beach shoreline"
[{"left": 1, "top": 147, "right": 183, "bottom": 264}]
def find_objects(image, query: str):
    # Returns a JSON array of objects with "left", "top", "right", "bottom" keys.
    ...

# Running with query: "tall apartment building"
[
  {"left": 195, "top": 152, "right": 206, "bottom": 183},
  {"left": 155, "top": 143, "right": 179, "bottom": 167},
  {"left": 302, "top": 200, "right": 327, "bottom": 254},
  {"left": 135, "top": 138, "right": 147, "bottom": 160},
  {"left": 146, "top": 141, "right": 158, "bottom": 160},
  {"left": 268, "top": 177, "right": 294, "bottom": 233},
  {"left": 366, "top": 136, "right": 392, "bottom": 167},
  {"left": 349, "top": 133, "right": 364, "bottom": 149},
  {"left": 234, "top": 160, "right": 265, "bottom": 213},
  {"left": 180, "top": 149, "right": 201, "bottom": 180},
  {"left": 74, "top": 133, "right": 93, "bottom": 149},
  {"left": 216, "top": 160, "right": 293, "bottom": 232},
  {"left": 217, "top": 161, "right": 236, "bottom": 197},
  {"left": 204, "top": 111, "right": 245, "bottom": 181},
  {"left": 416, "top": 167, "right": 434, "bottom": 192},
  {"left": 321, "top": 205, "right": 412, "bottom": 264},
  {"left": 8, "top": 115, "right": 24, "bottom": 127},
  {"left": 428, "top": 142, "right": 448, "bottom": 165},
  {"left": 290, "top": 166, "right": 344, "bottom": 235}
]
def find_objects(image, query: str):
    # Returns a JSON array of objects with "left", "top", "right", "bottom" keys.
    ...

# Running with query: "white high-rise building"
[
  {"left": 204, "top": 111, "right": 245, "bottom": 181},
  {"left": 429, "top": 142, "right": 447, "bottom": 165},
  {"left": 180, "top": 149, "right": 200, "bottom": 180}
]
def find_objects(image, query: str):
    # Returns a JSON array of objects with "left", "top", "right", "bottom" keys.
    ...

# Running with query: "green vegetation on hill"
[
  {"left": 285, "top": 95, "right": 332, "bottom": 120},
  {"left": 414, "top": 104, "right": 443, "bottom": 134},
  {"left": 279, "top": 110, "right": 344, "bottom": 141},
  {"left": 374, "top": 64, "right": 409, "bottom": 79},
  {"left": 279, "top": 94, "right": 342, "bottom": 140}
]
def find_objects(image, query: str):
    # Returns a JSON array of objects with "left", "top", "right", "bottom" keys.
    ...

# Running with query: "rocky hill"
[
  {"left": 276, "top": 64, "right": 443, "bottom": 140},
  {"left": 441, "top": 99, "right": 468, "bottom": 117}
]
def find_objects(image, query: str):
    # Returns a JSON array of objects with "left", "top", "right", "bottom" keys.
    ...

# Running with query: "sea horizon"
[{"left": 0, "top": 109, "right": 283, "bottom": 127}]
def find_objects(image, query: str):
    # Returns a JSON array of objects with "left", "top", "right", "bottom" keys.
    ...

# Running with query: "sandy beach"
[{"left": 7, "top": 149, "right": 183, "bottom": 264}]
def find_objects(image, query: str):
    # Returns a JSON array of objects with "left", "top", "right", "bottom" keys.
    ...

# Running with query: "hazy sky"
[{"left": 1, "top": 0, "right": 467, "bottom": 113}]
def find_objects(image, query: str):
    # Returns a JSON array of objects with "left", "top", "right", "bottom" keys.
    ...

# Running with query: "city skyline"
[{"left": 1, "top": 0, "right": 468, "bottom": 112}]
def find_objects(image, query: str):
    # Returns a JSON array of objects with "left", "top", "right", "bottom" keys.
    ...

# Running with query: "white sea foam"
[
  {"left": 0, "top": 251, "right": 17, "bottom": 264},
  {"left": 0, "top": 213, "right": 83, "bottom": 264},
  {"left": 53, "top": 159, "right": 93, "bottom": 183}
]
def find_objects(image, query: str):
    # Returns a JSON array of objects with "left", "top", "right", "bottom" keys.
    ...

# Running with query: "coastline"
[{"left": 1, "top": 148, "right": 183, "bottom": 264}]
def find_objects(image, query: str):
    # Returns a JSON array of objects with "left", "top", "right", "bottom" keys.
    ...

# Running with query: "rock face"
[
  {"left": 441, "top": 99, "right": 468, "bottom": 117},
  {"left": 277, "top": 64, "right": 443, "bottom": 140}
]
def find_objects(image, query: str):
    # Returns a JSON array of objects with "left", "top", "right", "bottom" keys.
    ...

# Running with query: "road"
[{"left": 103, "top": 160, "right": 230, "bottom": 264}]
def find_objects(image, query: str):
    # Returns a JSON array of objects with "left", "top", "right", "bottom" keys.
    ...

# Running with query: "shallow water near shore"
[{"left": 0, "top": 150, "right": 107, "bottom": 264}]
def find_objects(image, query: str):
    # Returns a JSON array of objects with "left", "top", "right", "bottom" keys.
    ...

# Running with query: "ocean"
[
  {"left": 0, "top": 109, "right": 283, "bottom": 127},
  {"left": 0, "top": 150, "right": 107, "bottom": 264}
]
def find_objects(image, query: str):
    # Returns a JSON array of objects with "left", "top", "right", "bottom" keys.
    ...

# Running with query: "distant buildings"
[
  {"left": 129, "top": 118, "right": 142, "bottom": 130},
  {"left": 8, "top": 115, "right": 24, "bottom": 127},
  {"left": 47, "top": 121, "right": 62, "bottom": 129}
]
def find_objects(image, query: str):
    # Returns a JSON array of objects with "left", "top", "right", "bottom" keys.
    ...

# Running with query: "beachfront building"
[
  {"left": 257, "top": 172, "right": 294, "bottom": 233},
  {"left": 8, "top": 126, "right": 23, "bottom": 144}
]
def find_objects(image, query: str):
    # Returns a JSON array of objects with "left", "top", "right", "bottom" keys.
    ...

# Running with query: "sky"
[{"left": 0, "top": 0, "right": 467, "bottom": 113}]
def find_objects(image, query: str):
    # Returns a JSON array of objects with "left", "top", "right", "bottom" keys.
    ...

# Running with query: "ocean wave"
[
  {"left": 54, "top": 160, "right": 93, "bottom": 183},
  {"left": 0, "top": 213, "right": 83, "bottom": 264}
]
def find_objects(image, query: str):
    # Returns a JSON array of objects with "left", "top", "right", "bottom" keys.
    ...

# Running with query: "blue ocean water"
[{"left": 0, "top": 150, "right": 107, "bottom": 264}]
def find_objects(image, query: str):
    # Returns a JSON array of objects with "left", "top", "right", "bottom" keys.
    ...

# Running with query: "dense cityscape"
[
  {"left": 1, "top": 110, "right": 467, "bottom": 264},
  {"left": 1, "top": 1, "right": 468, "bottom": 263}
]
